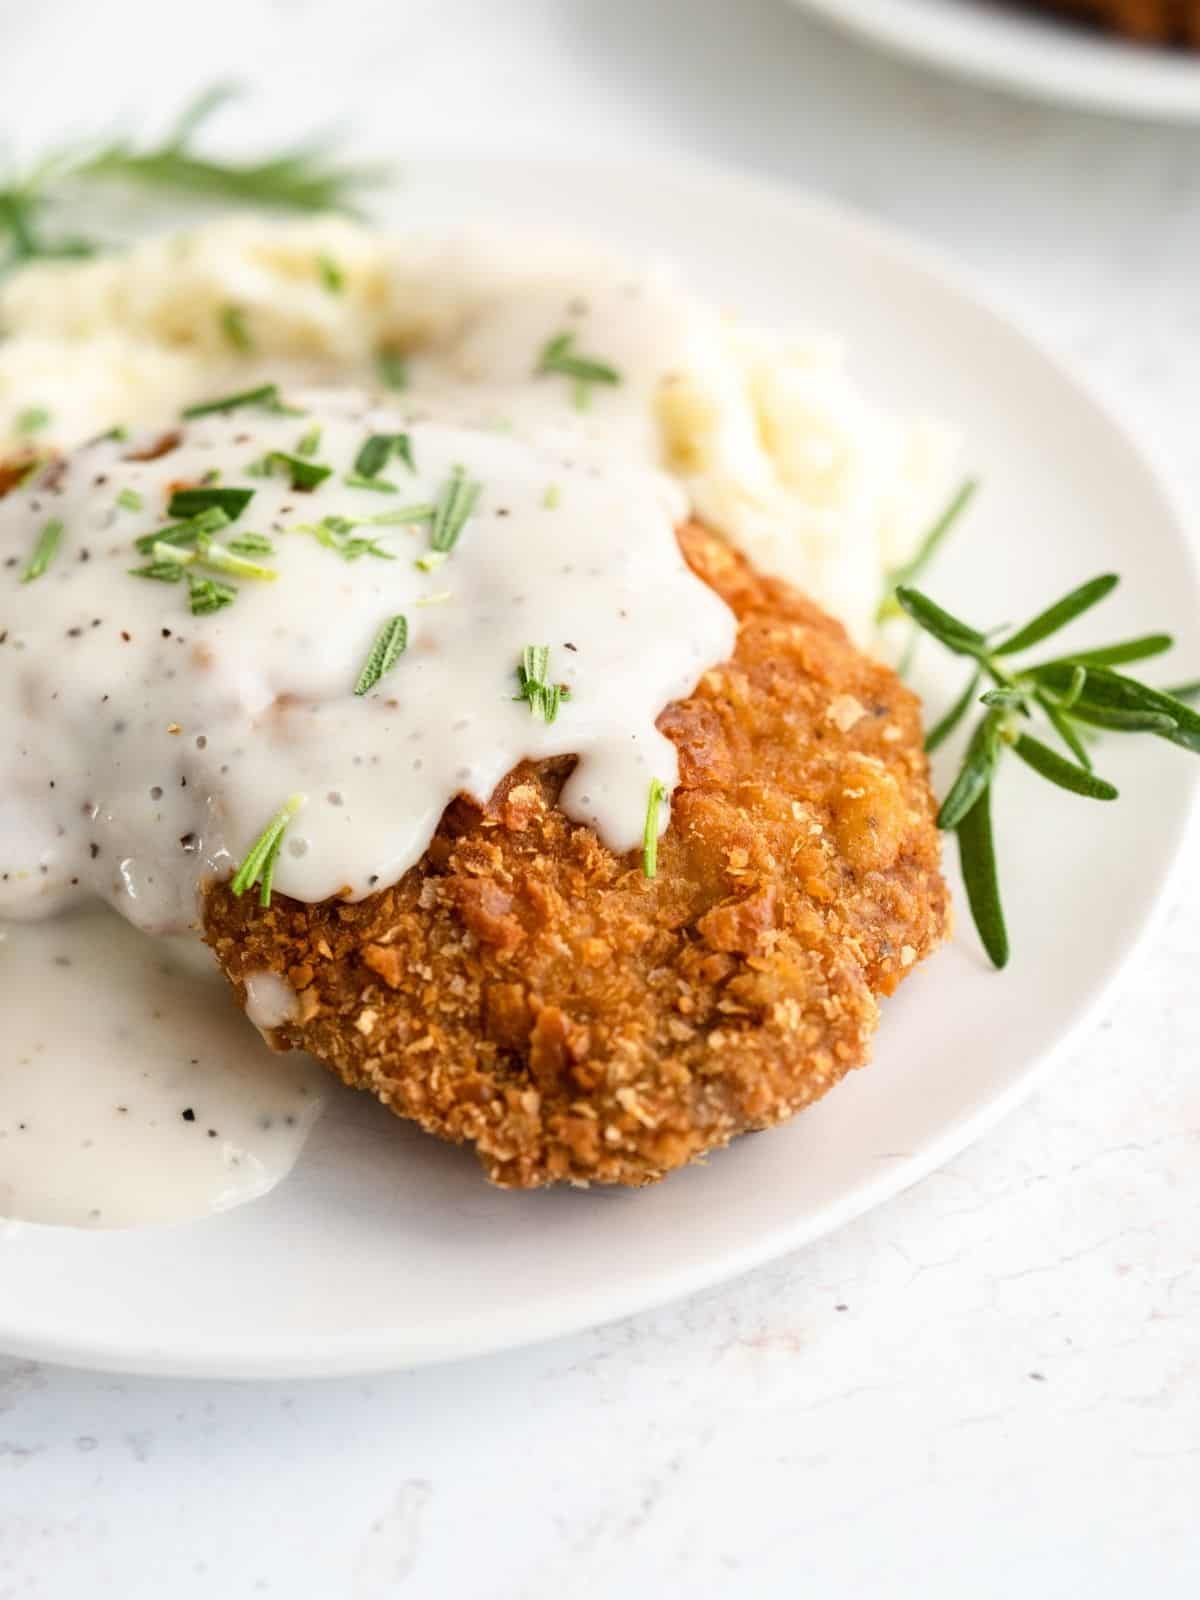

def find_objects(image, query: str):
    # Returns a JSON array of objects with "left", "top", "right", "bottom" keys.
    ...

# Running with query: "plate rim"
[
  {"left": 790, "top": 0, "right": 1200, "bottom": 121},
  {"left": 2, "top": 152, "right": 1197, "bottom": 1379}
]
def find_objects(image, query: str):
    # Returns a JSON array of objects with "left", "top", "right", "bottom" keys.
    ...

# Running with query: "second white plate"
[
  {"left": 1, "top": 156, "right": 1196, "bottom": 1377},
  {"left": 792, "top": 0, "right": 1200, "bottom": 121}
]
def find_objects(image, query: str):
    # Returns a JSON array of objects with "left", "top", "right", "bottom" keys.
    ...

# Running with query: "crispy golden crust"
[{"left": 204, "top": 523, "right": 950, "bottom": 1187}]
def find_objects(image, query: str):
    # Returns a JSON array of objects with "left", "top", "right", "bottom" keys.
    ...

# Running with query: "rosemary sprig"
[
  {"left": 230, "top": 794, "right": 305, "bottom": 907},
  {"left": 514, "top": 645, "right": 570, "bottom": 724},
  {"left": 0, "top": 149, "right": 97, "bottom": 271},
  {"left": 84, "top": 87, "right": 384, "bottom": 209},
  {"left": 899, "top": 573, "right": 1200, "bottom": 968},
  {"left": 0, "top": 86, "right": 387, "bottom": 272},
  {"left": 878, "top": 478, "right": 977, "bottom": 624}
]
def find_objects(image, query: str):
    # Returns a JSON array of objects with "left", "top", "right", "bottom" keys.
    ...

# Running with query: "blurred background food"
[{"left": 1032, "top": 0, "right": 1200, "bottom": 46}]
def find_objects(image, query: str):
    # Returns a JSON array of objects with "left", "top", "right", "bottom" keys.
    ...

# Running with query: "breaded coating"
[{"left": 204, "top": 523, "right": 949, "bottom": 1187}]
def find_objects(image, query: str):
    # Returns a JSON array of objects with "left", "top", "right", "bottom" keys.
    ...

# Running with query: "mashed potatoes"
[{"left": 0, "top": 215, "right": 955, "bottom": 640}]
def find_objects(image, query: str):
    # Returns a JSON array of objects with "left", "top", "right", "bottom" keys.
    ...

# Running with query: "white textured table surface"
[{"left": 3, "top": 2, "right": 1199, "bottom": 1595}]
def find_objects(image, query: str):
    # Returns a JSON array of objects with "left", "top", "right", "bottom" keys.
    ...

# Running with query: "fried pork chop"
[{"left": 204, "top": 522, "right": 950, "bottom": 1187}]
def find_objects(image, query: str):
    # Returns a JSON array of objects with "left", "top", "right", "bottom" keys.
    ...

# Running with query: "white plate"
[
  {"left": 792, "top": 0, "right": 1200, "bottom": 121},
  {"left": 1, "top": 157, "right": 1197, "bottom": 1379}
]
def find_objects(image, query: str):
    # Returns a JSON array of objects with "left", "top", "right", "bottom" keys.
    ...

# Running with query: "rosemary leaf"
[
  {"left": 21, "top": 517, "right": 63, "bottom": 582},
  {"left": 643, "top": 778, "right": 667, "bottom": 880},
  {"left": 354, "top": 615, "right": 408, "bottom": 696},
  {"left": 895, "top": 587, "right": 988, "bottom": 658},
  {"left": 937, "top": 711, "right": 1004, "bottom": 831},
  {"left": 955, "top": 788, "right": 1008, "bottom": 970},
  {"left": 230, "top": 794, "right": 305, "bottom": 907},
  {"left": 993, "top": 574, "right": 1119, "bottom": 656},
  {"left": 1012, "top": 734, "right": 1117, "bottom": 800}
]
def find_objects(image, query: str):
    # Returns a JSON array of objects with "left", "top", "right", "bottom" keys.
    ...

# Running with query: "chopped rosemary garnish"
[
  {"left": 227, "top": 531, "right": 275, "bottom": 556},
  {"left": 21, "top": 517, "right": 64, "bottom": 582},
  {"left": 182, "top": 383, "right": 291, "bottom": 419},
  {"left": 375, "top": 348, "right": 409, "bottom": 391},
  {"left": 643, "top": 778, "right": 667, "bottom": 879},
  {"left": 266, "top": 451, "right": 332, "bottom": 491},
  {"left": 134, "top": 505, "right": 229, "bottom": 555},
  {"left": 15, "top": 406, "right": 50, "bottom": 434},
  {"left": 128, "top": 505, "right": 270, "bottom": 600},
  {"left": 429, "top": 464, "right": 481, "bottom": 554},
  {"left": 129, "top": 558, "right": 187, "bottom": 583},
  {"left": 344, "top": 473, "right": 398, "bottom": 493},
  {"left": 230, "top": 793, "right": 305, "bottom": 908},
  {"left": 369, "top": 504, "right": 436, "bottom": 526},
  {"left": 299, "top": 515, "right": 396, "bottom": 562},
  {"left": 187, "top": 573, "right": 237, "bottom": 615},
  {"left": 194, "top": 534, "right": 277, "bottom": 581},
  {"left": 317, "top": 253, "right": 344, "bottom": 293},
  {"left": 899, "top": 572, "right": 1200, "bottom": 969},
  {"left": 167, "top": 486, "right": 254, "bottom": 521},
  {"left": 220, "top": 304, "right": 252, "bottom": 352},
  {"left": 116, "top": 487, "right": 143, "bottom": 512},
  {"left": 149, "top": 540, "right": 199, "bottom": 568},
  {"left": 295, "top": 425, "right": 322, "bottom": 458},
  {"left": 513, "top": 645, "right": 570, "bottom": 724},
  {"left": 535, "top": 331, "right": 621, "bottom": 410},
  {"left": 414, "top": 551, "right": 446, "bottom": 573},
  {"left": 353, "top": 432, "right": 414, "bottom": 482},
  {"left": 354, "top": 615, "right": 408, "bottom": 695}
]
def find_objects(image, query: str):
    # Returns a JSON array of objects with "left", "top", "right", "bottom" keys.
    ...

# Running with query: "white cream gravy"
[
  {"left": 0, "top": 395, "right": 735, "bottom": 930},
  {"left": 0, "top": 908, "right": 327, "bottom": 1229}
]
